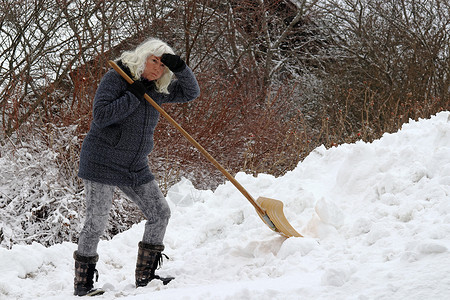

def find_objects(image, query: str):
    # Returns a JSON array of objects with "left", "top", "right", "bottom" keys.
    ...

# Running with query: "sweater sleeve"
[
  {"left": 163, "top": 66, "right": 201, "bottom": 104},
  {"left": 92, "top": 69, "right": 141, "bottom": 128}
]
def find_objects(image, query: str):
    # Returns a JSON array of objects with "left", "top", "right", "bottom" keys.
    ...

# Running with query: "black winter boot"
[
  {"left": 135, "top": 242, "right": 174, "bottom": 287},
  {"left": 73, "top": 251, "right": 103, "bottom": 296}
]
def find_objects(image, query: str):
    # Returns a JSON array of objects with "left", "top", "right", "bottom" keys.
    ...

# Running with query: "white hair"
[{"left": 119, "top": 38, "right": 175, "bottom": 94}]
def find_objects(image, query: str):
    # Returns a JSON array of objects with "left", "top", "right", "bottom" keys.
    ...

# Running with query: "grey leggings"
[{"left": 77, "top": 179, "right": 171, "bottom": 257}]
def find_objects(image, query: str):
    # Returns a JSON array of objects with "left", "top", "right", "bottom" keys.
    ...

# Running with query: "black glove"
[
  {"left": 116, "top": 60, "right": 133, "bottom": 78},
  {"left": 127, "top": 80, "right": 146, "bottom": 99},
  {"left": 161, "top": 53, "right": 186, "bottom": 73}
]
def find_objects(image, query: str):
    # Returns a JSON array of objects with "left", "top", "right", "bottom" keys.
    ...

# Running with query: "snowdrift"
[{"left": 1, "top": 112, "right": 450, "bottom": 299}]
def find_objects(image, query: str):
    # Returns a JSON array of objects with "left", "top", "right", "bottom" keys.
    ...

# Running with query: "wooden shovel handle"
[{"left": 108, "top": 60, "right": 265, "bottom": 216}]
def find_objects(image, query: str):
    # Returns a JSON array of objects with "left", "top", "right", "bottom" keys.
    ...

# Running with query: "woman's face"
[{"left": 142, "top": 55, "right": 165, "bottom": 81}]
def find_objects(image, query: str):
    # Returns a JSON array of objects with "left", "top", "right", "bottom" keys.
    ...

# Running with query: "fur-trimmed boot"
[
  {"left": 135, "top": 242, "right": 174, "bottom": 287},
  {"left": 73, "top": 251, "right": 103, "bottom": 296}
]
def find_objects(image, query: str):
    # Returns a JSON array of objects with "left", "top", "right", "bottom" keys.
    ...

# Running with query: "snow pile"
[{"left": 1, "top": 112, "right": 449, "bottom": 299}]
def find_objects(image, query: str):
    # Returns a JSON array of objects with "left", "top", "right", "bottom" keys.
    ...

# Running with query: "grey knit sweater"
[{"left": 78, "top": 64, "right": 200, "bottom": 187}]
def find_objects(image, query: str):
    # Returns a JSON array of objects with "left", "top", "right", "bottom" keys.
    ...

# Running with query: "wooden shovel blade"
[{"left": 256, "top": 197, "right": 303, "bottom": 238}]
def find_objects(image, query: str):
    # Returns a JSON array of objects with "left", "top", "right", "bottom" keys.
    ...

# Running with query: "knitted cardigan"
[{"left": 78, "top": 64, "right": 200, "bottom": 187}]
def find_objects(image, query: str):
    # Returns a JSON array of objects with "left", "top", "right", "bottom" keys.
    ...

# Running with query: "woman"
[{"left": 74, "top": 38, "right": 200, "bottom": 296}]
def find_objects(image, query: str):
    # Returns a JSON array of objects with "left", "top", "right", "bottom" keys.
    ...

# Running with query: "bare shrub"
[
  {"left": 314, "top": 0, "right": 450, "bottom": 146},
  {"left": 150, "top": 62, "right": 311, "bottom": 191}
]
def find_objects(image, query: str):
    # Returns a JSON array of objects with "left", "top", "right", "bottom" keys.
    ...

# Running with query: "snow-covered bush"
[
  {"left": 0, "top": 124, "right": 144, "bottom": 249},
  {"left": 0, "top": 125, "right": 79, "bottom": 248}
]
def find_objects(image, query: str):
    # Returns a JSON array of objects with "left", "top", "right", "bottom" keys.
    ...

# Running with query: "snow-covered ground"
[{"left": 1, "top": 112, "right": 450, "bottom": 299}]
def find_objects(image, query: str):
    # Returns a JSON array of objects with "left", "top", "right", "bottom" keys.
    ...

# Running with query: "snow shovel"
[{"left": 109, "top": 60, "right": 302, "bottom": 238}]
